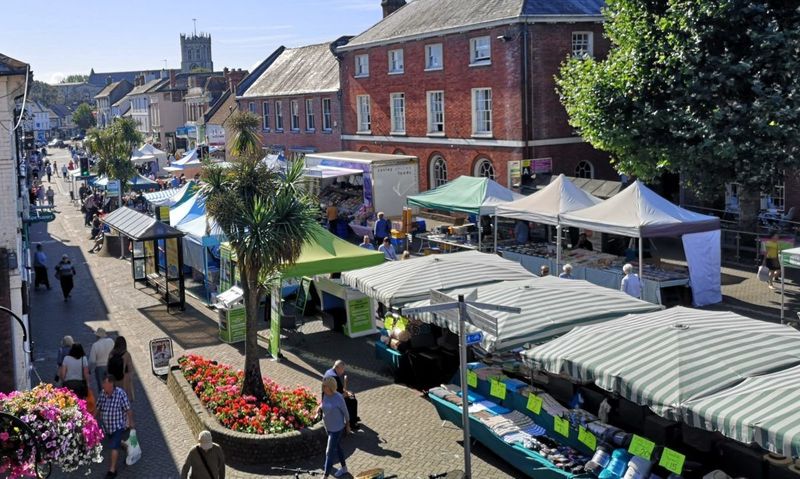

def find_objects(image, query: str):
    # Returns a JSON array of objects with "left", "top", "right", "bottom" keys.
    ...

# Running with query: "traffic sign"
[{"left": 465, "top": 331, "right": 483, "bottom": 345}]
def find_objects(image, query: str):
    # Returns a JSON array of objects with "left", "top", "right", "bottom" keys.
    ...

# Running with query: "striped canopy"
[
  {"left": 340, "top": 250, "right": 534, "bottom": 306},
  {"left": 404, "top": 277, "right": 662, "bottom": 352},
  {"left": 523, "top": 307, "right": 800, "bottom": 421}
]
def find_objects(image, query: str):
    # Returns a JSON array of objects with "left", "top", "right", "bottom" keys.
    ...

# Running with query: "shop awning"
[
  {"left": 102, "top": 206, "right": 185, "bottom": 240},
  {"left": 495, "top": 174, "right": 601, "bottom": 225},
  {"left": 407, "top": 176, "right": 523, "bottom": 215},
  {"left": 280, "top": 226, "right": 384, "bottom": 278},
  {"left": 404, "top": 277, "right": 661, "bottom": 352},
  {"left": 170, "top": 192, "right": 206, "bottom": 226},
  {"left": 302, "top": 165, "right": 363, "bottom": 179},
  {"left": 781, "top": 247, "right": 800, "bottom": 268},
  {"left": 143, "top": 181, "right": 198, "bottom": 207},
  {"left": 523, "top": 307, "right": 800, "bottom": 422},
  {"left": 341, "top": 250, "right": 534, "bottom": 306}
]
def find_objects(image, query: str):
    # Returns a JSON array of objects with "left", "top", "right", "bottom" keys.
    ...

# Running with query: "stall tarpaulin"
[
  {"left": 494, "top": 174, "right": 601, "bottom": 225},
  {"left": 143, "top": 181, "right": 198, "bottom": 208},
  {"left": 407, "top": 176, "right": 522, "bottom": 215},
  {"left": 404, "top": 277, "right": 661, "bottom": 352},
  {"left": 131, "top": 144, "right": 168, "bottom": 165},
  {"left": 682, "top": 230, "right": 722, "bottom": 306},
  {"left": 169, "top": 191, "right": 206, "bottom": 226},
  {"left": 280, "top": 226, "right": 384, "bottom": 278}
]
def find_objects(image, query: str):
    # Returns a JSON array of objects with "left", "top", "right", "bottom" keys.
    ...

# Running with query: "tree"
[
  {"left": 60, "top": 74, "right": 89, "bottom": 83},
  {"left": 557, "top": 0, "right": 800, "bottom": 227},
  {"left": 29, "top": 80, "right": 60, "bottom": 107},
  {"left": 72, "top": 103, "right": 96, "bottom": 131},
  {"left": 202, "top": 112, "right": 317, "bottom": 399},
  {"left": 84, "top": 118, "right": 142, "bottom": 190}
]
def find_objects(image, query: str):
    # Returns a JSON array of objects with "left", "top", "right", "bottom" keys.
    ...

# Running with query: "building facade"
[
  {"left": 338, "top": 0, "right": 613, "bottom": 192},
  {"left": 94, "top": 80, "right": 133, "bottom": 129},
  {"left": 127, "top": 77, "right": 167, "bottom": 138},
  {"left": 238, "top": 40, "right": 349, "bottom": 157},
  {"left": 180, "top": 33, "right": 213, "bottom": 73}
]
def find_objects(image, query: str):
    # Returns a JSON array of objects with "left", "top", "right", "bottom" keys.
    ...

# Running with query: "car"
[{"left": 70, "top": 134, "right": 84, "bottom": 141}]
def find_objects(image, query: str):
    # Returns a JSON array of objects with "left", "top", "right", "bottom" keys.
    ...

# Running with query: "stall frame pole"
[
  {"left": 781, "top": 259, "right": 785, "bottom": 324},
  {"left": 493, "top": 215, "right": 498, "bottom": 253},
  {"left": 638, "top": 234, "right": 644, "bottom": 300},
  {"left": 555, "top": 225, "right": 561, "bottom": 276},
  {"left": 457, "top": 295, "right": 472, "bottom": 478}
]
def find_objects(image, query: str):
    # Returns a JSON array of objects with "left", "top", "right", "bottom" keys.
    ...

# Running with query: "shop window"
[
  {"left": 430, "top": 155, "right": 448, "bottom": 187},
  {"left": 474, "top": 158, "right": 495, "bottom": 181},
  {"left": 575, "top": 160, "right": 594, "bottom": 179}
]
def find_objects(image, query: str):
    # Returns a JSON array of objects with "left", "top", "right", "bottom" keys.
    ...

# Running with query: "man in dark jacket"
[{"left": 323, "top": 360, "right": 360, "bottom": 430}]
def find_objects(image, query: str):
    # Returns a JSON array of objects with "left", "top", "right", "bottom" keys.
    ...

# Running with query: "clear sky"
[{"left": 0, "top": 0, "right": 384, "bottom": 84}]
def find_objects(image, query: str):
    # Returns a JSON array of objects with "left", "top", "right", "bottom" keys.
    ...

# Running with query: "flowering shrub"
[
  {"left": 0, "top": 384, "right": 103, "bottom": 478},
  {"left": 178, "top": 354, "right": 319, "bottom": 434}
]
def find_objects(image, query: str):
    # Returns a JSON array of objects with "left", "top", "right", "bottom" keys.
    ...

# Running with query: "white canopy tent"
[
  {"left": 493, "top": 174, "right": 602, "bottom": 264},
  {"left": 559, "top": 180, "right": 722, "bottom": 306},
  {"left": 131, "top": 144, "right": 168, "bottom": 165},
  {"left": 164, "top": 148, "right": 201, "bottom": 172}
]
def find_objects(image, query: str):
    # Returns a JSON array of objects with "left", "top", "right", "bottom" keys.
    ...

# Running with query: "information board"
[{"left": 347, "top": 296, "right": 373, "bottom": 336}]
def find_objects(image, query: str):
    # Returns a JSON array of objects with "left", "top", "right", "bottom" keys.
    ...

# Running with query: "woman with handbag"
[{"left": 59, "top": 343, "right": 90, "bottom": 399}]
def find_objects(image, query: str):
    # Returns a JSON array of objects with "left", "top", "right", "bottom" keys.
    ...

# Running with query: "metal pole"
[
  {"left": 478, "top": 216, "right": 482, "bottom": 251},
  {"left": 458, "top": 294, "right": 472, "bottom": 479},
  {"left": 493, "top": 215, "right": 498, "bottom": 253},
  {"left": 638, "top": 235, "right": 644, "bottom": 300},
  {"left": 555, "top": 225, "right": 561, "bottom": 275},
  {"left": 781, "top": 259, "right": 785, "bottom": 324}
]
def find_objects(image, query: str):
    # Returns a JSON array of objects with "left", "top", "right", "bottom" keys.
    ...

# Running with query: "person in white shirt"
[
  {"left": 89, "top": 328, "right": 115, "bottom": 392},
  {"left": 620, "top": 263, "right": 642, "bottom": 298},
  {"left": 378, "top": 238, "right": 397, "bottom": 261}
]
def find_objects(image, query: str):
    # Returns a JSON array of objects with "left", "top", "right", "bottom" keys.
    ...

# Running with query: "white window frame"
[
  {"left": 388, "top": 49, "right": 404, "bottom": 74},
  {"left": 355, "top": 54, "right": 369, "bottom": 77},
  {"left": 262, "top": 101, "right": 270, "bottom": 130},
  {"left": 471, "top": 88, "right": 492, "bottom": 136},
  {"left": 572, "top": 32, "right": 594, "bottom": 59},
  {"left": 426, "top": 91, "right": 445, "bottom": 135},
  {"left": 470, "top": 36, "right": 491, "bottom": 66},
  {"left": 390, "top": 92, "right": 406, "bottom": 134},
  {"left": 474, "top": 158, "right": 495, "bottom": 180},
  {"left": 430, "top": 155, "right": 448, "bottom": 187},
  {"left": 575, "top": 160, "right": 595, "bottom": 179},
  {"left": 356, "top": 95, "right": 371, "bottom": 134},
  {"left": 248, "top": 101, "right": 256, "bottom": 113},
  {"left": 305, "top": 99, "right": 315, "bottom": 131},
  {"left": 322, "top": 98, "right": 332, "bottom": 131},
  {"left": 290, "top": 100, "right": 300, "bottom": 131},
  {"left": 425, "top": 43, "right": 443, "bottom": 71},
  {"left": 275, "top": 101, "right": 284, "bottom": 131}
]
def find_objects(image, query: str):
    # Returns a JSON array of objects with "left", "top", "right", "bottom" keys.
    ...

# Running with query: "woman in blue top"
[{"left": 320, "top": 376, "right": 350, "bottom": 478}]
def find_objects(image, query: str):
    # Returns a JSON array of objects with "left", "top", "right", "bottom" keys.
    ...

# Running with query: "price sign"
[
  {"left": 628, "top": 434, "right": 656, "bottom": 460},
  {"left": 467, "top": 370, "right": 478, "bottom": 388},
  {"left": 578, "top": 426, "right": 597, "bottom": 451},
  {"left": 658, "top": 448, "right": 686, "bottom": 474},
  {"left": 553, "top": 416, "right": 570, "bottom": 438},
  {"left": 526, "top": 393, "right": 543, "bottom": 415},
  {"left": 489, "top": 378, "right": 507, "bottom": 400}
]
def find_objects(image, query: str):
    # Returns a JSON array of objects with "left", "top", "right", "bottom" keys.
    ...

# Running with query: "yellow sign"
[
  {"left": 628, "top": 434, "right": 656, "bottom": 460},
  {"left": 658, "top": 448, "right": 686, "bottom": 475},
  {"left": 526, "top": 394, "right": 543, "bottom": 415},
  {"left": 553, "top": 416, "right": 570, "bottom": 437},
  {"left": 489, "top": 378, "right": 507, "bottom": 400},
  {"left": 578, "top": 426, "right": 597, "bottom": 451},
  {"left": 467, "top": 370, "right": 478, "bottom": 388}
]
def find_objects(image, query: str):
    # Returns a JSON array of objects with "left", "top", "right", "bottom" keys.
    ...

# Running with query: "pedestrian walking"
[
  {"left": 36, "top": 184, "right": 45, "bottom": 205},
  {"left": 319, "top": 376, "right": 350, "bottom": 478},
  {"left": 108, "top": 336, "right": 135, "bottom": 402},
  {"left": 55, "top": 335, "right": 73, "bottom": 382},
  {"left": 59, "top": 343, "right": 90, "bottom": 399},
  {"left": 95, "top": 374, "right": 134, "bottom": 478},
  {"left": 89, "top": 328, "right": 115, "bottom": 392},
  {"left": 54, "top": 254, "right": 76, "bottom": 301},
  {"left": 45, "top": 164, "right": 52, "bottom": 183},
  {"left": 33, "top": 244, "right": 51, "bottom": 290},
  {"left": 323, "top": 360, "right": 360, "bottom": 430},
  {"left": 373, "top": 212, "right": 391, "bottom": 246},
  {"left": 61, "top": 164, "right": 68, "bottom": 180},
  {"left": 53, "top": 160, "right": 58, "bottom": 177},
  {"left": 620, "top": 263, "right": 642, "bottom": 298},
  {"left": 46, "top": 186, "right": 55, "bottom": 206},
  {"left": 180, "top": 430, "right": 226, "bottom": 479}
]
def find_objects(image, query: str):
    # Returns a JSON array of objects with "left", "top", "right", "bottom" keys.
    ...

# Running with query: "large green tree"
[
  {"left": 72, "top": 103, "right": 96, "bottom": 131},
  {"left": 557, "top": 0, "right": 800, "bottom": 227},
  {"left": 30, "top": 80, "right": 60, "bottom": 106},
  {"left": 85, "top": 118, "right": 142, "bottom": 190},
  {"left": 60, "top": 74, "right": 89, "bottom": 83},
  {"left": 202, "top": 112, "right": 317, "bottom": 399}
]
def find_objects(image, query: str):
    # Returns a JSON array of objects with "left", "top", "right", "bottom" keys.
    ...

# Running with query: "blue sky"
[{"left": 1, "top": 0, "right": 383, "bottom": 84}]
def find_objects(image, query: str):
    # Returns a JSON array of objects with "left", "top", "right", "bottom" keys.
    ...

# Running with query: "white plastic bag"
[
  {"left": 125, "top": 428, "right": 142, "bottom": 465},
  {"left": 757, "top": 265, "right": 770, "bottom": 283}
]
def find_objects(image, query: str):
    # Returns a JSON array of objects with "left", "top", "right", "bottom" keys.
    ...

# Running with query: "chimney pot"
[{"left": 381, "top": 0, "right": 405, "bottom": 18}]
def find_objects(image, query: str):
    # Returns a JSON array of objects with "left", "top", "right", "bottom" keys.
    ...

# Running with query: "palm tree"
[
  {"left": 84, "top": 118, "right": 142, "bottom": 191},
  {"left": 202, "top": 111, "right": 318, "bottom": 399}
]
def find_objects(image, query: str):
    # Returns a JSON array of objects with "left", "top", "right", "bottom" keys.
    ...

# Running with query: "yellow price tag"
[
  {"left": 658, "top": 448, "right": 685, "bottom": 475},
  {"left": 553, "top": 416, "right": 570, "bottom": 437},
  {"left": 489, "top": 378, "right": 507, "bottom": 400},
  {"left": 526, "top": 393, "right": 543, "bottom": 415},
  {"left": 578, "top": 426, "right": 597, "bottom": 451},
  {"left": 628, "top": 434, "right": 656, "bottom": 460},
  {"left": 467, "top": 370, "right": 478, "bottom": 388}
]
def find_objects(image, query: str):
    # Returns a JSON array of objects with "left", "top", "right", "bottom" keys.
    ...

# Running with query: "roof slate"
[
  {"left": 127, "top": 78, "right": 167, "bottom": 96},
  {"left": 240, "top": 43, "right": 339, "bottom": 98},
  {"left": 0, "top": 53, "right": 28, "bottom": 76},
  {"left": 344, "top": 0, "right": 604, "bottom": 49}
]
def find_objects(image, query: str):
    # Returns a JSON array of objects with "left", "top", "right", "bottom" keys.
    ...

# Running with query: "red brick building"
[
  {"left": 237, "top": 38, "right": 350, "bottom": 157},
  {"left": 338, "top": 0, "right": 613, "bottom": 191}
]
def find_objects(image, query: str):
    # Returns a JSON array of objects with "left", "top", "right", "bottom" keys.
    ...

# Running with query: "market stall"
[
  {"left": 407, "top": 176, "right": 523, "bottom": 251},
  {"left": 164, "top": 148, "right": 203, "bottom": 177},
  {"left": 780, "top": 246, "right": 800, "bottom": 322},
  {"left": 94, "top": 174, "right": 158, "bottom": 192},
  {"left": 131, "top": 144, "right": 168, "bottom": 174},
  {"left": 554, "top": 180, "right": 721, "bottom": 306}
]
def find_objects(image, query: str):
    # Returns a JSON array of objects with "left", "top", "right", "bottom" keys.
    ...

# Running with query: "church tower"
[{"left": 180, "top": 31, "right": 213, "bottom": 73}]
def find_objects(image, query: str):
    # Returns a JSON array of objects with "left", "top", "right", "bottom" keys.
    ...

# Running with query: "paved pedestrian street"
[{"left": 32, "top": 148, "right": 518, "bottom": 478}]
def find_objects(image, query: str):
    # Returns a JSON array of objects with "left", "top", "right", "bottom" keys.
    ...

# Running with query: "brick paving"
[{"left": 30, "top": 148, "right": 519, "bottom": 478}]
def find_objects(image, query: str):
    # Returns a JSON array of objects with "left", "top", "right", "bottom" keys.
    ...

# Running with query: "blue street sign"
[{"left": 465, "top": 331, "right": 483, "bottom": 345}]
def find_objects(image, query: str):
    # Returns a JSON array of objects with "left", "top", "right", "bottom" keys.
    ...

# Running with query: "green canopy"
[
  {"left": 280, "top": 226, "right": 385, "bottom": 278},
  {"left": 407, "top": 176, "right": 522, "bottom": 215}
]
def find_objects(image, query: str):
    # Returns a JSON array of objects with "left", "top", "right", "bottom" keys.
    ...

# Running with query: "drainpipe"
[{"left": 521, "top": 24, "right": 532, "bottom": 160}]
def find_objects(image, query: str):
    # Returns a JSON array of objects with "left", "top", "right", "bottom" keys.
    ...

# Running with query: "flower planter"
[{"left": 167, "top": 366, "right": 327, "bottom": 465}]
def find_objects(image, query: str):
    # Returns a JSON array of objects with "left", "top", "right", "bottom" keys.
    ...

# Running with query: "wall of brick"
[{"left": 532, "top": 141, "right": 617, "bottom": 182}]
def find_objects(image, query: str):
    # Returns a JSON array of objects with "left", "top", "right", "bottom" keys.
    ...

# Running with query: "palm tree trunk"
[{"left": 240, "top": 264, "right": 267, "bottom": 400}]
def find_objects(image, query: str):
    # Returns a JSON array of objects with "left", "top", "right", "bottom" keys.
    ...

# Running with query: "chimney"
[
  {"left": 225, "top": 68, "right": 248, "bottom": 94},
  {"left": 169, "top": 69, "right": 176, "bottom": 88},
  {"left": 381, "top": 0, "right": 405, "bottom": 18},
  {"left": 106, "top": 76, "right": 112, "bottom": 86}
]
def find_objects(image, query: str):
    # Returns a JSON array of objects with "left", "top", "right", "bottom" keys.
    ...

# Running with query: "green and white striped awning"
[
  {"left": 523, "top": 307, "right": 800, "bottom": 421},
  {"left": 340, "top": 250, "right": 534, "bottom": 306},
  {"left": 684, "top": 364, "right": 800, "bottom": 457},
  {"left": 780, "top": 246, "right": 800, "bottom": 268},
  {"left": 404, "top": 277, "right": 662, "bottom": 352}
]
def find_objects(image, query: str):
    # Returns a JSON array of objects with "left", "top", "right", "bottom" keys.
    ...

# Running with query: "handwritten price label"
[
  {"left": 526, "top": 394, "right": 543, "bottom": 415},
  {"left": 628, "top": 434, "right": 656, "bottom": 460},
  {"left": 658, "top": 448, "right": 686, "bottom": 474},
  {"left": 553, "top": 416, "right": 570, "bottom": 438},
  {"left": 578, "top": 426, "right": 597, "bottom": 451},
  {"left": 489, "top": 378, "right": 507, "bottom": 400},
  {"left": 466, "top": 370, "right": 478, "bottom": 388}
]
